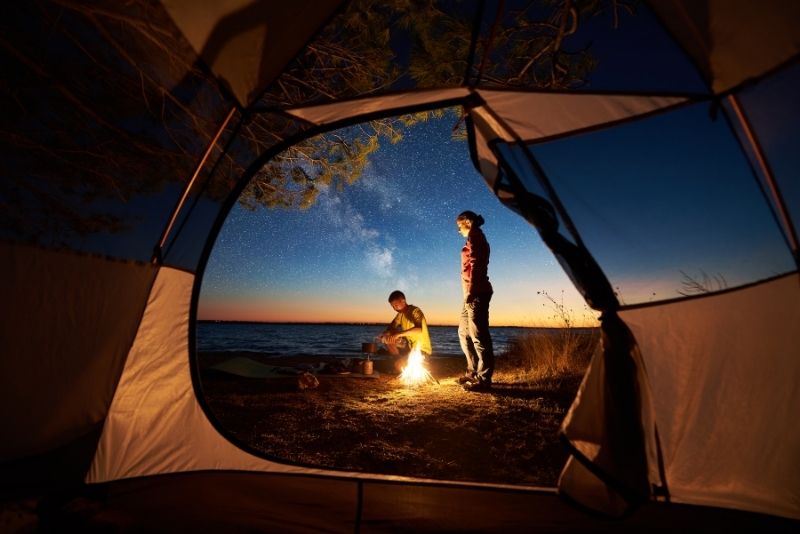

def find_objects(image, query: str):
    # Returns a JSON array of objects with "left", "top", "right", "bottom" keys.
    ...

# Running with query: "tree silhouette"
[
  {"left": 1, "top": 0, "right": 636, "bottom": 244},
  {"left": 242, "top": 0, "right": 635, "bottom": 211}
]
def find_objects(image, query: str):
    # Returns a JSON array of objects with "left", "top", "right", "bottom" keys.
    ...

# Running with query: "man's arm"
[
  {"left": 379, "top": 313, "right": 400, "bottom": 343},
  {"left": 396, "top": 307, "right": 426, "bottom": 342}
]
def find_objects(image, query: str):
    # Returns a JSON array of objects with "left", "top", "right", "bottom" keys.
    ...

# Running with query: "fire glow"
[{"left": 399, "top": 345, "right": 436, "bottom": 386}]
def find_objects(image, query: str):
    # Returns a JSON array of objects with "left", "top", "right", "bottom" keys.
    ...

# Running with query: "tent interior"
[{"left": 2, "top": 0, "right": 799, "bottom": 531}]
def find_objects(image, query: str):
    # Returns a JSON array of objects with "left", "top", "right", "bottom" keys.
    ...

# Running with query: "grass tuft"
[
  {"left": 496, "top": 328, "right": 598, "bottom": 385},
  {"left": 495, "top": 290, "right": 600, "bottom": 386}
]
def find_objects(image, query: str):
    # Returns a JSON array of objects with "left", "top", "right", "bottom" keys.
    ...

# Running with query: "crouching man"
[{"left": 379, "top": 290, "right": 432, "bottom": 372}]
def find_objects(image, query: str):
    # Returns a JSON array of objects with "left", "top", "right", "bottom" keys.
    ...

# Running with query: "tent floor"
[{"left": 3, "top": 471, "right": 798, "bottom": 532}]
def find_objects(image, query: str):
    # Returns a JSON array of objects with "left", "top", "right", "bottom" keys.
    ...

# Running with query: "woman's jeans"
[{"left": 458, "top": 293, "right": 494, "bottom": 384}]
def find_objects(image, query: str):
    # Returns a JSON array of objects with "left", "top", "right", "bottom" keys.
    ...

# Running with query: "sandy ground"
[{"left": 198, "top": 351, "right": 585, "bottom": 487}]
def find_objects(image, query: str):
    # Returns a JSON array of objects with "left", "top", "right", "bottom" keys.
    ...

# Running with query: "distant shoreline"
[{"left": 196, "top": 319, "right": 599, "bottom": 330}]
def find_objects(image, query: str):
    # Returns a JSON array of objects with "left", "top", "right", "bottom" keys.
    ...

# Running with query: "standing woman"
[{"left": 455, "top": 210, "right": 494, "bottom": 391}]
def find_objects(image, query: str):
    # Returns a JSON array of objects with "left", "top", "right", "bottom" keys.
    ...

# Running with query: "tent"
[{"left": 2, "top": 0, "right": 798, "bottom": 530}]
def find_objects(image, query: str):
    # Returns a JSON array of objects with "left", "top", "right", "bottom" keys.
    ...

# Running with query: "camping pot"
[
  {"left": 362, "top": 342, "right": 377, "bottom": 354},
  {"left": 362, "top": 359, "right": 373, "bottom": 375}
]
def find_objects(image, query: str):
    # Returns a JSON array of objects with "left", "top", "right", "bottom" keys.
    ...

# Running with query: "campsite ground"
[
  {"left": 8, "top": 347, "right": 800, "bottom": 532},
  {"left": 198, "top": 352, "right": 586, "bottom": 487}
]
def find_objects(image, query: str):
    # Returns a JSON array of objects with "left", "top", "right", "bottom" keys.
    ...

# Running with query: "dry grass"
[
  {"left": 199, "top": 328, "right": 599, "bottom": 488},
  {"left": 496, "top": 327, "right": 599, "bottom": 385}
]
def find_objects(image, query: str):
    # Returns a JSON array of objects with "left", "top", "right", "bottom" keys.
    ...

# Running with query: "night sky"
[
  {"left": 192, "top": 8, "right": 799, "bottom": 328},
  {"left": 198, "top": 113, "right": 595, "bottom": 326}
]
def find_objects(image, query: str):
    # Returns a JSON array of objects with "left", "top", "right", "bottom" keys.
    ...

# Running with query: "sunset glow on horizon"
[{"left": 198, "top": 287, "right": 599, "bottom": 328}]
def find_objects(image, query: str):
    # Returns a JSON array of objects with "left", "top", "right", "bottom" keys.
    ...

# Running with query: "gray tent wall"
[
  {"left": 2, "top": 0, "right": 799, "bottom": 529},
  {"left": 0, "top": 243, "right": 159, "bottom": 490}
]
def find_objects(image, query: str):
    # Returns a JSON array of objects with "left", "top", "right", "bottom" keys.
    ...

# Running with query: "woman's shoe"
[
  {"left": 463, "top": 381, "right": 491, "bottom": 392},
  {"left": 456, "top": 374, "right": 476, "bottom": 385}
]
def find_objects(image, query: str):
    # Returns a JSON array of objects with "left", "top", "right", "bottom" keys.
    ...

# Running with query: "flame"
[{"left": 399, "top": 345, "right": 436, "bottom": 386}]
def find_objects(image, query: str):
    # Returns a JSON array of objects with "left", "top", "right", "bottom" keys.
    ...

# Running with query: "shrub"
[
  {"left": 496, "top": 291, "right": 600, "bottom": 386},
  {"left": 500, "top": 328, "right": 597, "bottom": 381}
]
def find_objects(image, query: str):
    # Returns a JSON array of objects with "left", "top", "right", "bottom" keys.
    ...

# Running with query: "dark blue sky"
[
  {"left": 199, "top": 113, "right": 595, "bottom": 326},
  {"left": 198, "top": 74, "right": 798, "bottom": 325},
  {"left": 529, "top": 101, "right": 795, "bottom": 303}
]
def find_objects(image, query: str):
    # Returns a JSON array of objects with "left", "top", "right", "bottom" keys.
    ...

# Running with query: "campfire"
[{"left": 398, "top": 345, "right": 437, "bottom": 386}]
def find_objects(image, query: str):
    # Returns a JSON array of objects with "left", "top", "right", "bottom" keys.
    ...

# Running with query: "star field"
[{"left": 199, "top": 112, "right": 590, "bottom": 326}]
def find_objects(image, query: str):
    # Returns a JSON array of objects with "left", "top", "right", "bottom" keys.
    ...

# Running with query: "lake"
[{"left": 195, "top": 321, "right": 577, "bottom": 358}]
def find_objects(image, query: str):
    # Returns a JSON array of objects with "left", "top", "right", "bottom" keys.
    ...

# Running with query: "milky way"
[{"left": 199, "top": 111, "right": 586, "bottom": 326}]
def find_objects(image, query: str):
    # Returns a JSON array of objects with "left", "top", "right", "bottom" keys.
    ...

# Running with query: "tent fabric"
[
  {"left": 162, "top": 0, "right": 344, "bottom": 107},
  {"left": 735, "top": 63, "right": 800, "bottom": 236},
  {"left": 285, "top": 88, "right": 471, "bottom": 126},
  {"left": 0, "top": 242, "right": 157, "bottom": 461},
  {"left": 95, "top": 472, "right": 361, "bottom": 532},
  {"left": 619, "top": 274, "right": 800, "bottom": 519},
  {"left": 473, "top": 90, "right": 689, "bottom": 144},
  {"left": 287, "top": 89, "right": 690, "bottom": 144},
  {"left": 558, "top": 321, "right": 659, "bottom": 517},
  {"left": 87, "top": 266, "right": 283, "bottom": 482},
  {"left": 3, "top": 0, "right": 800, "bottom": 529},
  {"left": 648, "top": 0, "right": 800, "bottom": 94},
  {"left": 31, "top": 471, "right": 800, "bottom": 532}
]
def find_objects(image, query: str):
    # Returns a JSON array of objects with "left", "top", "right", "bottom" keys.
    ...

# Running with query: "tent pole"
[
  {"left": 152, "top": 106, "right": 238, "bottom": 264},
  {"left": 727, "top": 94, "right": 800, "bottom": 268}
]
